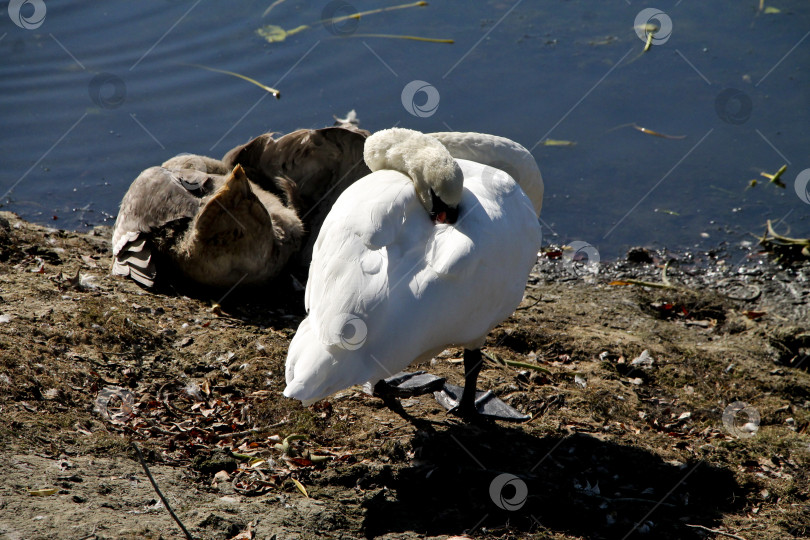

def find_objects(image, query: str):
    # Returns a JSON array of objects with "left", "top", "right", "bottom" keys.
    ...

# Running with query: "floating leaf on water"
[
  {"left": 256, "top": 24, "right": 313, "bottom": 43},
  {"left": 541, "top": 139, "right": 577, "bottom": 147},
  {"left": 760, "top": 164, "right": 787, "bottom": 188},
  {"left": 257, "top": 24, "right": 292, "bottom": 43},
  {"left": 259, "top": 2, "right": 433, "bottom": 46},
  {"left": 764, "top": 6, "right": 781, "bottom": 14}
]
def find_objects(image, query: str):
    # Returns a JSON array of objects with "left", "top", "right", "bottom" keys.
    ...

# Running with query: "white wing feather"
[{"left": 285, "top": 159, "right": 541, "bottom": 405}]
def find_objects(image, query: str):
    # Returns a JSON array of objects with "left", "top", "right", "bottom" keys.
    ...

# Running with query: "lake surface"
[{"left": 1, "top": 0, "right": 809, "bottom": 260}]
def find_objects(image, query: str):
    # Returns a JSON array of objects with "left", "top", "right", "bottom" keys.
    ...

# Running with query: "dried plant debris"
[
  {"left": 0, "top": 212, "right": 809, "bottom": 539},
  {"left": 760, "top": 220, "right": 810, "bottom": 263}
]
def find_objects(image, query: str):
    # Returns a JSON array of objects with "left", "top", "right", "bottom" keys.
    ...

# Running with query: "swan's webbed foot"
[
  {"left": 434, "top": 384, "right": 530, "bottom": 422},
  {"left": 433, "top": 349, "right": 531, "bottom": 422},
  {"left": 367, "top": 372, "right": 446, "bottom": 420},
  {"left": 369, "top": 371, "right": 446, "bottom": 399}
]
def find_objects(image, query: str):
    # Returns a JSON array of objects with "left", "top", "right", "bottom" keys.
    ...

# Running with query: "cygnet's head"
[{"left": 364, "top": 127, "right": 463, "bottom": 224}]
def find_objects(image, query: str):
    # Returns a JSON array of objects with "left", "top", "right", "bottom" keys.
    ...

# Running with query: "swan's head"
[{"left": 364, "top": 128, "right": 463, "bottom": 224}]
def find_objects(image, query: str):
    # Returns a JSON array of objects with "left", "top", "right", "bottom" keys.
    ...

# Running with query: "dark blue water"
[{"left": 1, "top": 0, "right": 808, "bottom": 259}]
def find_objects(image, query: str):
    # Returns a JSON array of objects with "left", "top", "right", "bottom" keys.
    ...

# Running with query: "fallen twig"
[
  {"left": 76, "top": 524, "right": 98, "bottom": 540},
  {"left": 483, "top": 350, "right": 551, "bottom": 374},
  {"left": 610, "top": 261, "right": 679, "bottom": 290},
  {"left": 132, "top": 443, "right": 194, "bottom": 540},
  {"left": 516, "top": 295, "right": 543, "bottom": 311},
  {"left": 609, "top": 278, "right": 677, "bottom": 290},
  {"left": 759, "top": 219, "right": 810, "bottom": 262},
  {"left": 214, "top": 420, "right": 287, "bottom": 441},
  {"left": 685, "top": 523, "right": 748, "bottom": 540}
]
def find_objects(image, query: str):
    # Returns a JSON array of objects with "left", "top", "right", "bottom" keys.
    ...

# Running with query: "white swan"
[{"left": 284, "top": 128, "right": 543, "bottom": 418}]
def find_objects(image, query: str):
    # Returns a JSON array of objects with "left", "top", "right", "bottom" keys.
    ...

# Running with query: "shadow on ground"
[{"left": 363, "top": 423, "right": 747, "bottom": 540}]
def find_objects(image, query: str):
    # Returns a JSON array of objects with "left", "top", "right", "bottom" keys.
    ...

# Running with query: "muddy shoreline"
[{"left": 1, "top": 211, "right": 809, "bottom": 540}]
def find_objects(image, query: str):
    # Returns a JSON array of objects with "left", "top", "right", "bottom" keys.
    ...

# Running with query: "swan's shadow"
[
  {"left": 150, "top": 271, "right": 309, "bottom": 328},
  {"left": 362, "top": 423, "right": 747, "bottom": 540}
]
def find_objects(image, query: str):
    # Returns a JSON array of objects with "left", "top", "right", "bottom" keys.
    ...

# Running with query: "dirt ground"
[{"left": 1, "top": 210, "right": 809, "bottom": 540}]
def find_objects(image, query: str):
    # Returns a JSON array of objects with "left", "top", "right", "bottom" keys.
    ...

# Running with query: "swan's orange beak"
[{"left": 429, "top": 189, "right": 458, "bottom": 225}]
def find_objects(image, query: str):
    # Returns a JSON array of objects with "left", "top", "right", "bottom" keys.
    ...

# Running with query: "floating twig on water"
[
  {"left": 182, "top": 63, "right": 281, "bottom": 98},
  {"left": 631, "top": 123, "right": 686, "bottom": 140},
  {"left": 262, "top": 0, "right": 288, "bottom": 18},
  {"left": 342, "top": 33, "right": 453, "bottom": 44},
  {"left": 258, "top": 1, "right": 432, "bottom": 44},
  {"left": 315, "top": 1, "right": 427, "bottom": 26},
  {"left": 607, "top": 123, "right": 686, "bottom": 140}
]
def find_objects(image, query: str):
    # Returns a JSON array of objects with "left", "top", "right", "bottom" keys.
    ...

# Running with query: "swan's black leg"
[
  {"left": 372, "top": 379, "right": 397, "bottom": 401},
  {"left": 459, "top": 348, "right": 483, "bottom": 418}
]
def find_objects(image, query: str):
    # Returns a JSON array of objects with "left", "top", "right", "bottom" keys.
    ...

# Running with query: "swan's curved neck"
[
  {"left": 364, "top": 128, "right": 464, "bottom": 215},
  {"left": 429, "top": 132, "right": 544, "bottom": 216}
]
